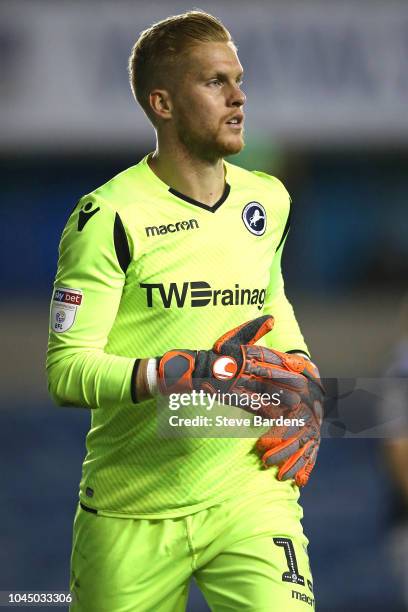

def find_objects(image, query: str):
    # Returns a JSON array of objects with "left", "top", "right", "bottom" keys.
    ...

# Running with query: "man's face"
[{"left": 170, "top": 41, "right": 246, "bottom": 160}]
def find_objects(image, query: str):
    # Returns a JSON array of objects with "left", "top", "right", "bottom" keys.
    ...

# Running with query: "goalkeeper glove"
[
  {"left": 157, "top": 315, "right": 276, "bottom": 398},
  {"left": 256, "top": 357, "right": 324, "bottom": 487},
  {"left": 157, "top": 315, "right": 321, "bottom": 416}
]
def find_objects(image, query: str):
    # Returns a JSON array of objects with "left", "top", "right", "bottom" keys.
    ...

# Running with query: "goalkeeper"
[{"left": 46, "top": 10, "right": 323, "bottom": 612}]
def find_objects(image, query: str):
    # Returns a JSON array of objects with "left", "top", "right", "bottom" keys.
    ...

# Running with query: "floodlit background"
[{"left": 1, "top": 1, "right": 407, "bottom": 610}]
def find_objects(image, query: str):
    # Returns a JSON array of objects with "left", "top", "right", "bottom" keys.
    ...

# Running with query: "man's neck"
[{"left": 148, "top": 143, "right": 226, "bottom": 207}]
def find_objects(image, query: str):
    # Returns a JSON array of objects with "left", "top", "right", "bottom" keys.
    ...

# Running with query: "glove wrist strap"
[{"left": 146, "top": 358, "right": 158, "bottom": 396}]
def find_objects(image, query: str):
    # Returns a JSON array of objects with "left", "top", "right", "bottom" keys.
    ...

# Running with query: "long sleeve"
[
  {"left": 260, "top": 184, "right": 310, "bottom": 356},
  {"left": 46, "top": 195, "right": 136, "bottom": 409}
]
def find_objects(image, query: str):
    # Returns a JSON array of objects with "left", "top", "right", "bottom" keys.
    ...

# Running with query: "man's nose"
[{"left": 229, "top": 85, "right": 246, "bottom": 107}]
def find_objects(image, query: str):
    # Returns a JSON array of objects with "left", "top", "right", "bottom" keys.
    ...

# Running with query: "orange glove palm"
[{"left": 256, "top": 358, "right": 324, "bottom": 487}]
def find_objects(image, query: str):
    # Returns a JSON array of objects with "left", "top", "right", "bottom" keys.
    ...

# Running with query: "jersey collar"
[
  {"left": 142, "top": 154, "right": 231, "bottom": 214},
  {"left": 168, "top": 184, "right": 230, "bottom": 213}
]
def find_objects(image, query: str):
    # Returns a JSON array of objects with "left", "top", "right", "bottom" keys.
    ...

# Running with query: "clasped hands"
[{"left": 158, "top": 315, "right": 324, "bottom": 487}]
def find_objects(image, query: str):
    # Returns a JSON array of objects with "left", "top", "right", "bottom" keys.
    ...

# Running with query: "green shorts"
[{"left": 70, "top": 490, "right": 314, "bottom": 611}]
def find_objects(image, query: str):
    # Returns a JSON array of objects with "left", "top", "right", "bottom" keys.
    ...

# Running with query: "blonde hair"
[{"left": 128, "top": 10, "right": 232, "bottom": 121}]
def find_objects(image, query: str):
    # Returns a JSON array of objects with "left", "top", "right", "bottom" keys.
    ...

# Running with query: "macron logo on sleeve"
[{"left": 78, "top": 202, "right": 100, "bottom": 231}]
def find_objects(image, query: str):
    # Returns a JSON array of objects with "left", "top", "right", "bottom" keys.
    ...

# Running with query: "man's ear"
[{"left": 148, "top": 89, "right": 173, "bottom": 121}]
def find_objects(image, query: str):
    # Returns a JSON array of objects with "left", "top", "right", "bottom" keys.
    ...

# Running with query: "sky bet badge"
[
  {"left": 242, "top": 202, "right": 266, "bottom": 236},
  {"left": 51, "top": 287, "right": 83, "bottom": 333}
]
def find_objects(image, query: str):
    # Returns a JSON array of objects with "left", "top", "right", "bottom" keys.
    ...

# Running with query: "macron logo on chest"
[{"left": 145, "top": 219, "right": 199, "bottom": 237}]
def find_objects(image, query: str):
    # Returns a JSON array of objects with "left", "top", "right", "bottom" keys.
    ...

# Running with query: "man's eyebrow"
[{"left": 202, "top": 70, "right": 244, "bottom": 80}]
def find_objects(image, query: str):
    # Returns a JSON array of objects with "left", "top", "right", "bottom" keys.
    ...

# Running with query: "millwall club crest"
[{"left": 242, "top": 202, "right": 266, "bottom": 236}]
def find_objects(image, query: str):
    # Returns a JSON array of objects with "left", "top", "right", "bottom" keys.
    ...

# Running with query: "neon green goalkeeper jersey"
[{"left": 46, "top": 154, "right": 309, "bottom": 517}]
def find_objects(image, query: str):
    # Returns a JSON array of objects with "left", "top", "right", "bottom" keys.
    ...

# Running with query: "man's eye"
[{"left": 208, "top": 79, "right": 222, "bottom": 87}]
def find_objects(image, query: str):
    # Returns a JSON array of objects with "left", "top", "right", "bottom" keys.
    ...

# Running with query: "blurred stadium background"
[{"left": 1, "top": 1, "right": 407, "bottom": 610}]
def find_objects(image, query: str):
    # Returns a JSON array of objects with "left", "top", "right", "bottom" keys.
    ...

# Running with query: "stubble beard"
[{"left": 175, "top": 116, "right": 244, "bottom": 162}]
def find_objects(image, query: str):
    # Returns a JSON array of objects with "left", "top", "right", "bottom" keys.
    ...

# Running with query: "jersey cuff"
[
  {"left": 131, "top": 359, "right": 141, "bottom": 403},
  {"left": 286, "top": 349, "right": 311, "bottom": 360}
]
